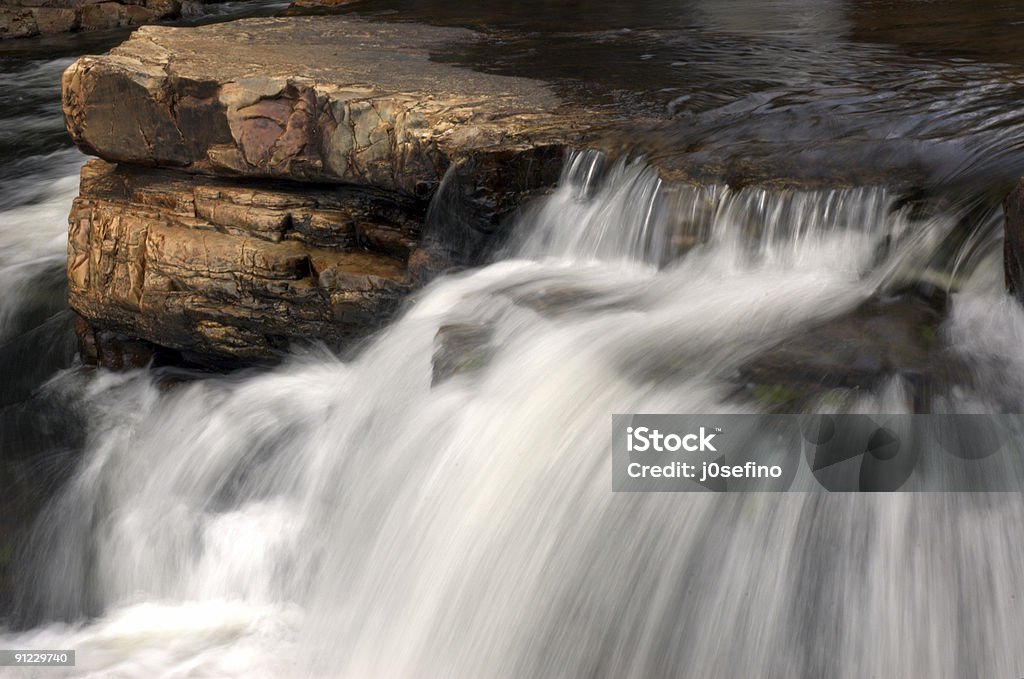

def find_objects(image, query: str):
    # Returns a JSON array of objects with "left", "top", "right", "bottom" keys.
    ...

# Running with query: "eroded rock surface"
[
  {"left": 69, "top": 160, "right": 420, "bottom": 361},
  {"left": 62, "top": 16, "right": 595, "bottom": 195}
]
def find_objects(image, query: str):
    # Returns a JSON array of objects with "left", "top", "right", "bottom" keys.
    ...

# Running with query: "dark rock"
[
  {"left": 1004, "top": 178, "right": 1024, "bottom": 302},
  {"left": 74, "top": 315, "right": 167, "bottom": 370},
  {"left": 738, "top": 286, "right": 959, "bottom": 412},
  {"left": 432, "top": 323, "right": 493, "bottom": 385}
]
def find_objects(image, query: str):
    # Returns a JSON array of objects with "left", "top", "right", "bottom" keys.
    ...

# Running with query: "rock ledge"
[{"left": 62, "top": 16, "right": 608, "bottom": 364}]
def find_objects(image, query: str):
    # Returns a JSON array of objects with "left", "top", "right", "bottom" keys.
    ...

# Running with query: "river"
[{"left": 2, "top": 1, "right": 1024, "bottom": 677}]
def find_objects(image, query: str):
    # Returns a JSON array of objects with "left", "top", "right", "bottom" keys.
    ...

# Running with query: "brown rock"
[
  {"left": 74, "top": 315, "right": 162, "bottom": 370},
  {"left": 59, "top": 17, "right": 624, "bottom": 366},
  {"left": 142, "top": 0, "right": 181, "bottom": 17},
  {"left": 31, "top": 7, "right": 78, "bottom": 34},
  {"left": 122, "top": 4, "right": 157, "bottom": 25},
  {"left": 0, "top": 0, "right": 216, "bottom": 39},
  {"left": 67, "top": 160, "right": 419, "bottom": 362},
  {"left": 0, "top": 8, "right": 39, "bottom": 38},
  {"left": 61, "top": 16, "right": 600, "bottom": 200},
  {"left": 79, "top": 2, "right": 123, "bottom": 30}
]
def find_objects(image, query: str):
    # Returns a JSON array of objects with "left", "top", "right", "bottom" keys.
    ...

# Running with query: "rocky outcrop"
[
  {"left": 0, "top": 0, "right": 214, "bottom": 40},
  {"left": 61, "top": 17, "right": 585, "bottom": 194},
  {"left": 69, "top": 159, "right": 424, "bottom": 361},
  {"left": 62, "top": 16, "right": 606, "bottom": 364}
]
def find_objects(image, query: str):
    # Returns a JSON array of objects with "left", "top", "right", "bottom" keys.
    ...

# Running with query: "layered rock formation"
[
  {"left": 61, "top": 16, "right": 603, "bottom": 365},
  {"left": 69, "top": 159, "right": 422, "bottom": 361},
  {"left": 0, "top": 0, "right": 212, "bottom": 40}
]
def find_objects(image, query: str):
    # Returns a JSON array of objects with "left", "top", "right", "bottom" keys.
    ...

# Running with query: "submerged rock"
[
  {"left": 738, "top": 285, "right": 960, "bottom": 412},
  {"left": 432, "top": 323, "right": 494, "bottom": 385}
]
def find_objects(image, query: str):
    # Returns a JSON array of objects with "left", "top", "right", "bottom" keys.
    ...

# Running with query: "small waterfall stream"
[
  {"left": 5, "top": 1, "right": 1024, "bottom": 675},
  {"left": 1, "top": 148, "right": 1023, "bottom": 677}
]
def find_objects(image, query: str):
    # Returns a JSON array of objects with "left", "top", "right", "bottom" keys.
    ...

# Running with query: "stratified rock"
[
  {"left": 60, "top": 16, "right": 611, "bottom": 365},
  {"left": 68, "top": 160, "right": 419, "bottom": 362},
  {"left": 61, "top": 16, "right": 593, "bottom": 201}
]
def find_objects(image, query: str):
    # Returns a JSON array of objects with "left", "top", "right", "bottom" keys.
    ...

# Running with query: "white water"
[
  {"left": 4, "top": 153, "right": 1024, "bottom": 678},
  {"left": 0, "top": 149, "right": 82, "bottom": 342}
]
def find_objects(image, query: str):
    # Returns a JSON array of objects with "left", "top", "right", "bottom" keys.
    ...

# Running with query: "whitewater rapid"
[{"left": 2, "top": 148, "right": 1024, "bottom": 678}]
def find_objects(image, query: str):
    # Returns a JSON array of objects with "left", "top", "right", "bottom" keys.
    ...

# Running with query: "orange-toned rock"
[
  {"left": 61, "top": 16, "right": 594, "bottom": 197},
  {"left": 68, "top": 160, "right": 419, "bottom": 362}
]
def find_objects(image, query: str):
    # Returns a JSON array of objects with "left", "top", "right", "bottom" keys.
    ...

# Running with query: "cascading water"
[
  {"left": 2, "top": 145, "right": 1024, "bottom": 677},
  {"left": 8, "top": 1, "right": 1024, "bottom": 675}
]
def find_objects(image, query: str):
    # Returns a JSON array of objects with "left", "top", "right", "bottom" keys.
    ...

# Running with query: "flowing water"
[{"left": 3, "top": 2, "right": 1024, "bottom": 677}]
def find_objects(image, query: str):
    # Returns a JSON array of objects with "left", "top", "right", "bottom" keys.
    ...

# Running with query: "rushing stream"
[{"left": 4, "top": 1, "right": 1024, "bottom": 677}]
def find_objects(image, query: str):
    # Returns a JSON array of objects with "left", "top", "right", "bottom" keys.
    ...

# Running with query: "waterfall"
[{"left": 3, "top": 150, "right": 1024, "bottom": 678}]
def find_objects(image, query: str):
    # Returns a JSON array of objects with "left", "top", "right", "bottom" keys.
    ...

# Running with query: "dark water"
[
  {"left": 312, "top": 0, "right": 1024, "bottom": 189},
  {"left": 2, "top": 2, "right": 1024, "bottom": 677},
  {"left": 0, "top": 0, "right": 292, "bottom": 621}
]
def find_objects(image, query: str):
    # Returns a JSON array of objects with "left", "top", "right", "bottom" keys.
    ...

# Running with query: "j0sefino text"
[{"left": 627, "top": 460, "right": 783, "bottom": 481}]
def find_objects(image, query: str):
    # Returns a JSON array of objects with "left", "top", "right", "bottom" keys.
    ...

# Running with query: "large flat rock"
[
  {"left": 62, "top": 15, "right": 598, "bottom": 195},
  {"left": 61, "top": 16, "right": 607, "bottom": 364}
]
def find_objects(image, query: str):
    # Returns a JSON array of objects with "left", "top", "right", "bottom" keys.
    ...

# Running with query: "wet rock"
[
  {"left": 737, "top": 285, "right": 959, "bottom": 412},
  {"left": 1004, "top": 178, "right": 1024, "bottom": 302},
  {"left": 68, "top": 160, "right": 418, "bottom": 362},
  {"left": 432, "top": 323, "right": 493, "bottom": 385},
  {"left": 73, "top": 315, "right": 169, "bottom": 370},
  {"left": 501, "top": 282, "right": 624, "bottom": 317}
]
